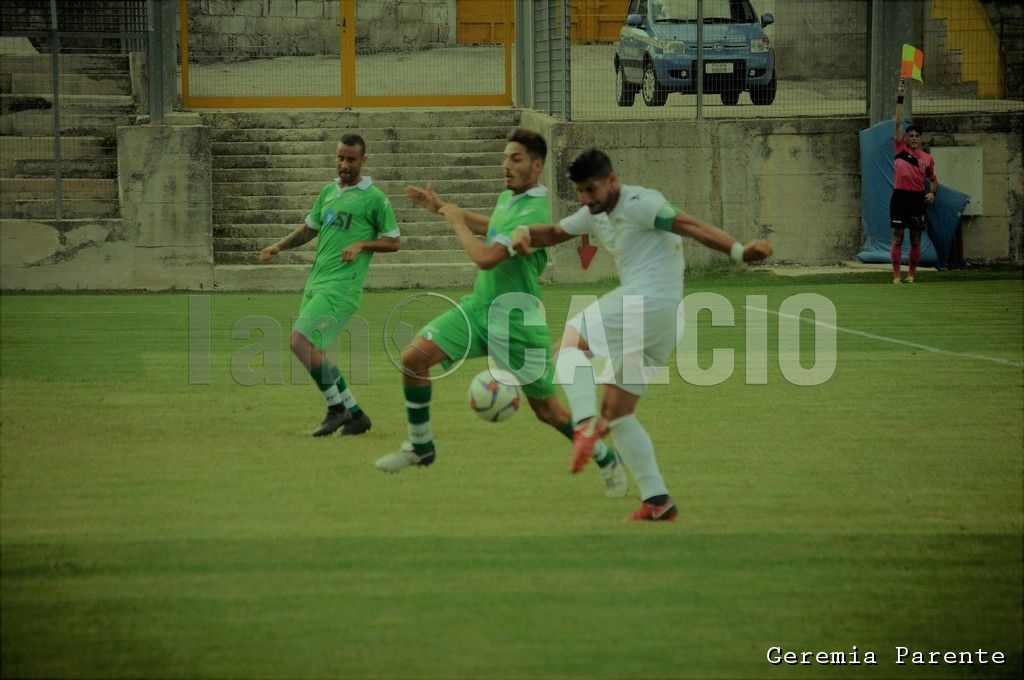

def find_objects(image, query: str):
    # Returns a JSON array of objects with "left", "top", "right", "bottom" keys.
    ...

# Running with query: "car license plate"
[{"left": 705, "top": 62, "right": 733, "bottom": 74}]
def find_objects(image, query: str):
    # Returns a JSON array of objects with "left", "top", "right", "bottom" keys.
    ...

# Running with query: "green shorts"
[
  {"left": 292, "top": 288, "right": 356, "bottom": 350},
  {"left": 419, "top": 295, "right": 556, "bottom": 400}
]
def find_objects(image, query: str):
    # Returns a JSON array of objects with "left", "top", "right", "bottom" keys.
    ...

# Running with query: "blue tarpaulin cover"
[{"left": 858, "top": 119, "right": 970, "bottom": 267}]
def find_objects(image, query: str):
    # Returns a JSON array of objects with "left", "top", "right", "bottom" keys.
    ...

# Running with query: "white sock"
[
  {"left": 554, "top": 346, "right": 598, "bottom": 424},
  {"left": 408, "top": 420, "right": 432, "bottom": 446},
  {"left": 592, "top": 439, "right": 614, "bottom": 466},
  {"left": 339, "top": 388, "right": 358, "bottom": 411},
  {"left": 609, "top": 414, "right": 668, "bottom": 500},
  {"left": 322, "top": 384, "right": 344, "bottom": 407}
]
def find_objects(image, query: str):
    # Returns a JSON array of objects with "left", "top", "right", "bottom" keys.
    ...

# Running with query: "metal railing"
[{"left": 0, "top": 0, "right": 149, "bottom": 220}]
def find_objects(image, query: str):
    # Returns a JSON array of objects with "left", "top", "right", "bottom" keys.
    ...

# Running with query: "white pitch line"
[{"left": 755, "top": 306, "right": 1024, "bottom": 369}]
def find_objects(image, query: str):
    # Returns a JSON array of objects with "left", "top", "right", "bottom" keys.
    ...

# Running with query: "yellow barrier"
[
  {"left": 932, "top": 0, "right": 1004, "bottom": 98},
  {"left": 179, "top": 0, "right": 513, "bottom": 109}
]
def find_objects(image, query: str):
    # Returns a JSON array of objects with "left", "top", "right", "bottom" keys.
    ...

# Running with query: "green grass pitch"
[{"left": 2, "top": 270, "right": 1021, "bottom": 679}]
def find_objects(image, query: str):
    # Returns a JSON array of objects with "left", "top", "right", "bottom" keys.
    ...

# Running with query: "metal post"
[
  {"left": 515, "top": 0, "right": 532, "bottom": 108},
  {"left": 148, "top": 0, "right": 164, "bottom": 122},
  {"left": 696, "top": 0, "right": 704, "bottom": 119},
  {"left": 560, "top": 0, "right": 571, "bottom": 120},
  {"left": 869, "top": 0, "right": 915, "bottom": 125},
  {"left": 49, "top": 0, "right": 62, "bottom": 220}
]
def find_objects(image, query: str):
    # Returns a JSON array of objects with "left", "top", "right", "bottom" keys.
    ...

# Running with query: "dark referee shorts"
[{"left": 890, "top": 189, "right": 927, "bottom": 232}]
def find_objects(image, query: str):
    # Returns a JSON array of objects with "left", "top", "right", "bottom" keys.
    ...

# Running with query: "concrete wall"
[
  {"left": 521, "top": 109, "right": 1022, "bottom": 280},
  {"left": 2, "top": 111, "right": 1018, "bottom": 291},
  {"left": 765, "top": 0, "right": 868, "bottom": 81},
  {"left": 0, "top": 118, "right": 214, "bottom": 290},
  {"left": 185, "top": 0, "right": 453, "bottom": 61}
]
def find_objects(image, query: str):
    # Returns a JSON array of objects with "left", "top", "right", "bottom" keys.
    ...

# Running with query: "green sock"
[
  {"left": 559, "top": 421, "right": 615, "bottom": 467},
  {"left": 309, "top": 363, "right": 339, "bottom": 393},
  {"left": 404, "top": 384, "right": 433, "bottom": 454}
]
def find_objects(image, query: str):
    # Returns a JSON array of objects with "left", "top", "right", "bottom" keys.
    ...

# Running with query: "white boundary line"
[{"left": 759, "top": 306, "right": 1024, "bottom": 369}]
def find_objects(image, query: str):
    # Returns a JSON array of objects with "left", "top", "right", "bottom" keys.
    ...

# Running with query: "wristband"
[
  {"left": 897, "top": 96, "right": 905, "bottom": 103},
  {"left": 730, "top": 241, "right": 744, "bottom": 263}
]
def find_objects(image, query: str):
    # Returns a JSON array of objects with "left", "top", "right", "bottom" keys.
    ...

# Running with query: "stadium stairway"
[
  {"left": 0, "top": 53, "right": 131, "bottom": 234},
  {"left": 204, "top": 109, "right": 528, "bottom": 291}
]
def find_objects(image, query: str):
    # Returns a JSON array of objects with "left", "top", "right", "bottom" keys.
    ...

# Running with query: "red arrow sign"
[{"left": 577, "top": 235, "right": 598, "bottom": 270}]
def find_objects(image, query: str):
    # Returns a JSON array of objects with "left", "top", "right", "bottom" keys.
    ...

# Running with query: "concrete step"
[
  {"left": 1, "top": 197, "right": 120, "bottom": 219},
  {"left": 214, "top": 220, "right": 455, "bottom": 239},
  {"left": 200, "top": 109, "right": 520, "bottom": 131},
  {"left": 211, "top": 151, "right": 503, "bottom": 170},
  {"left": 0, "top": 110, "right": 135, "bottom": 135},
  {"left": 211, "top": 165, "right": 501, "bottom": 184},
  {"left": 1, "top": 93, "right": 134, "bottom": 111},
  {"left": 6, "top": 156, "right": 118, "bottom": 179},
  {"left": 214, "top": 234, "right": 463, "bottom": 253},
  {"left": 0, "top": 54, "right": 131, "bottom": 76},
  {"left": 210, "top": 171, "right": 503, "bottom": 192},
  {"left": 213, "top": 197, "right": 494, "bottom": 220},
  {"left": 210, "top": 125, "right": 511, "bottom": 144},
  {"left": 207, "top": 110, "right": 520, "bottom": 270},
  {"left": 0, "top": 177, "right": 118, "bottom": 200},
  {"left": 215, "top": 248, "right": 469, "bottom": 266},
  {"left": 210, "top": 137, "right": 506, "bottom": 156},
  {"left": 213, "top": 262, "right": 482, "bottom": 291},
  {"left": 0, "top": 135, "right": 110, "bottom": 156},
  {"left": 7, "top": 73, "right": 132, "bottom": 96},
  {"left": 0, "top": 136, "right": 117, "bottom": 176}
]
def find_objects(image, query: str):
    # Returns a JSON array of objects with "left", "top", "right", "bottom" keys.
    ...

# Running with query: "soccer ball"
[{"left": 468, "top": 369, "right": 522, "bottom": 423}]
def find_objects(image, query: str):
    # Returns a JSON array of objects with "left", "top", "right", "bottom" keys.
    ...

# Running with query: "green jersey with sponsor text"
[
  {"left": 304, "top": 176, "right": 399, "bottom": 303},
  {"left": 471, "top": 186, "right": 550, "bottom": 308}
]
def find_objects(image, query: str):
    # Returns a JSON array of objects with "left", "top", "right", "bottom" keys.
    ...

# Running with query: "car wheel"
[
  {"left": 751, "top": 72, "right": 777, "bottom": 105},
  {"left": 720, "top": 89, "right": 740, "bottom": 106},
  {"left": 641, "top": 61, "right": 668, "bottom": 107},
  {"left": 615, "top": 62, "right": 637, "bottom": 107}
]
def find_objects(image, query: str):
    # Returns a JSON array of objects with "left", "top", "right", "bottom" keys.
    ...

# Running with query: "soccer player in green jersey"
[
  {"left": 260, "top": 133, "right": 400, "bottom": 437},
  {"left": 374, "top": 128, "right": 627, "bottom": 498}
]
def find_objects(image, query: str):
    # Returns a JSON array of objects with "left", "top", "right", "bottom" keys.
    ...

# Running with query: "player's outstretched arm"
[
  {"left": 511, "top": 223, "right": 577, "bottom": 256},
  {"left": 340, "top": 236, "right": 400, "bottom": 262},
  {"left": 439, "top": 203, "right": 508, "bottom": 270},
  {"left": 670, "top": 211, "right": 773, "bottom": 263},
  {"left": 259, "top": 224, "right": 317, "bottom": 263},
  {"left": 405, "top": 183, "right": 490, "bottom": 235}
]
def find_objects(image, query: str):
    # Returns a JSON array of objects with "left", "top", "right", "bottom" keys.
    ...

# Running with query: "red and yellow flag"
[{"left": 901, "top": 44, "right": 924, "bottom": 82}]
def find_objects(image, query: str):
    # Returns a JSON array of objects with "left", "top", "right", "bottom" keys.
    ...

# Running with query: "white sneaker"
[
  {"left": 599, "top": 452, "right": 629, "bottom": 498},
  {"left": 375, "top": 441, "right": 435, "bottom": 473}
]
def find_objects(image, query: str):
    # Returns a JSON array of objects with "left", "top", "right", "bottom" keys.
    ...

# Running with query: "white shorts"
[{"left": 566, "top": 288, "right": 683, "bottom": 396}]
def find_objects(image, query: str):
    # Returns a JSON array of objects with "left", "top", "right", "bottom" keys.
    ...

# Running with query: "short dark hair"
[
  {"left": 340, "top": 133, "right": 366, "bottom": 155},
  {"left": 506, "top": 127, "right": 547, "bottom": 161},
  {"left": 905, "top": 125, "right": 922, "bottom": 136},
  {"left": 567, "top": 148, "right": 614, "bottom": 183}
]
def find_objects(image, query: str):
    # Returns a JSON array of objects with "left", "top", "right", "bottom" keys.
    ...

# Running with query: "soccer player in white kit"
[{"left": 513, "top": 149, "right": 773, "bottom": 521}]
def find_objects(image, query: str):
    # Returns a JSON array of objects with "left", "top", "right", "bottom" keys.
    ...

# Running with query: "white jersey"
[{"left": 560, "top": 184, "right": 684, "bottom": 300}]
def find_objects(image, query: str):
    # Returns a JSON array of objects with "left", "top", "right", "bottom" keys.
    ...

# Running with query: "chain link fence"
[
  {"left": 570, "top": 0, "right": 1023, "bottom": 120},
  {"left": 182, "top": 0, "right": 511, "bottom": 106},
  {"left": 175, "top": 1, "right": 1022, "bottom": 117},
  {"left": 1, "top": 0, "right": 149, "bottom": 221}
]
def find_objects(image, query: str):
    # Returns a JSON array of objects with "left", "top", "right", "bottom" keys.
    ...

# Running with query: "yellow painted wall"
[
  {"left": 457, "top": 0, "right": 627, "bottom": 45},
  {"left": 932, "top": 0, "right": 1004, "bottom": 98}
]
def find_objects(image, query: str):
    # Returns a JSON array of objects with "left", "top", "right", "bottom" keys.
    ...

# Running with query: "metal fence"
[
  {"left": 174, "top": 0, "right": 1023, "bottom": 118},
  {"left": 570, "top": 0, "right": 1023, "bottom": 120},
  {"left": 0, "top": 0, "right": 149, "bottom": 221},
  {"left": 181, "top": 0, "right": 513, "bottom": 108}
]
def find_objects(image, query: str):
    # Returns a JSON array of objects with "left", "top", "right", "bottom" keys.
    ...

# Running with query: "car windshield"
[{"left": 651, "top": 0, "right": 757, "bottom": 23}]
